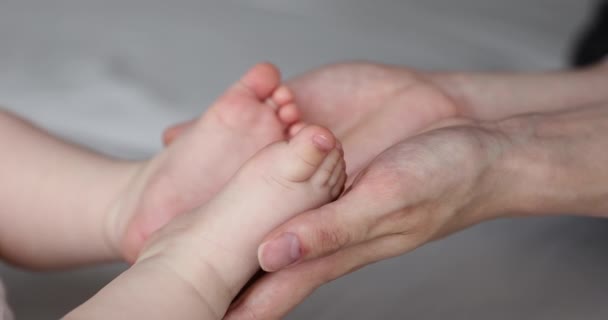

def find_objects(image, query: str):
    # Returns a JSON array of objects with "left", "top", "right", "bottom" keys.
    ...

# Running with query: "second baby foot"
[{"left": 137, "top": 125, "right": 346, "bottom": 317}]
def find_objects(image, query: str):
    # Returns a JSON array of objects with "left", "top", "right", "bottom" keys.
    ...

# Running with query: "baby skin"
[
  {"left": 0, "top": 62, "right": 343, "bottom": 318},
  {"left": 66, "top": 63, "right": 345, "bottom": 318},
  {"left": 0, "top": 63, "right": 311, "bottom": 270},
  {"left": 67, "top": 124, "right": 346, "bottom": 319},
  {"left": 110, "top": 63, "right": 304, "bottom": 262}
]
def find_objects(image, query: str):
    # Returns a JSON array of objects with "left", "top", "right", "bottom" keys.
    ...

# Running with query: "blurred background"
[{"left": 1, "top": 0, "right": 608, "bottom": 319}]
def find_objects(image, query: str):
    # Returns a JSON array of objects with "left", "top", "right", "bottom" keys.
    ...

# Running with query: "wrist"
[{"left": 491, "top": 110, "right": 608, "bottom": 217}]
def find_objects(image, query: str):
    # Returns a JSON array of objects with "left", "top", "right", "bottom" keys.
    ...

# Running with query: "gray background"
[{"left": 1, "top": 0, "right": 608, "bottom": 319}]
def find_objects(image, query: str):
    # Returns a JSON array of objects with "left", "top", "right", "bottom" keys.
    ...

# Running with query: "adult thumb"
[{"left": 257, "top": 194, "right": 372, "bottom": 272}]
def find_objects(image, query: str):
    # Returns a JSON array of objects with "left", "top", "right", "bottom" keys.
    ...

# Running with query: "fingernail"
[
  {"left": 312, "top": 134, "right": 333, "bottom": 151},
  {"left": 259, "top": 233, "right": 301, "bottom": 272}
]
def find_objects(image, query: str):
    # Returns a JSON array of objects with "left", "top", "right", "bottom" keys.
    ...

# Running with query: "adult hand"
[
  {"left": 224, "top": 117, "right": 518, "bottom": 319},
  {"left": 225, "top": 102, "right": 608, "bottom": 319},
  {"left": 163, "top": 62, "right": 468, "bottom": 318}
]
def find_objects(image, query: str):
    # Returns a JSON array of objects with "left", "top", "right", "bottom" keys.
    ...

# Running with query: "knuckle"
[{"left": 315, "top": 226, "right": 351, "bottom": 253}]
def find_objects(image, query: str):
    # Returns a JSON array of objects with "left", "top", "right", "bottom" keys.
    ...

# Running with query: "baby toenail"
[
  {"left": 312, "top": 134, "right": 333, "bottom": 151},
  {"left": 259, "top": 233, "right": 301, "bottom": 272}
]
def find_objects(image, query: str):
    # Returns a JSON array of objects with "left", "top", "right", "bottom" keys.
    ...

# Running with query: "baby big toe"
[
  {"left": 238, "top": 63, "right": 281, "bottom": 100},
  {"left": 280, "top": 125, "right": 336, "bottom": 182}
]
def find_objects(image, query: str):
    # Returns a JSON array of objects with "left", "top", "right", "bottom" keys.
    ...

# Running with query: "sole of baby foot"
[
  {"left": 111, "top": 63, "right": 303, "bottom": 263},
  {"left": 162, "top": 73, "right": 300, "bottom": 146}
]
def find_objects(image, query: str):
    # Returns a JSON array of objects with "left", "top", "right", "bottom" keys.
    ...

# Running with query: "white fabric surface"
[{"left": 1, "top": 1, "right": 606, "bottom": 319}]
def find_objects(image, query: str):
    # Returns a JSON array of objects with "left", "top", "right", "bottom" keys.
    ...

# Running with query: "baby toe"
[
  {"left": 328, "top": 158, "right": 345, "bottom": 187},
  {"left": 239, "top": 63, "right": 281, "bottom": 100},
  {"left": 311, "top": 148, "right": 342, "bottom": 187},
  {"left": 271, "top": 85, "right": 294, "bottom": 105},
  {"left": 278, "top": 103, "right": 301, "bottom": 124},
  {"left": 280, "top": 125, "right": 336, "bottom": 182},
  {"left": 331, "top": 170, "right": 347, "bottom": 199}
]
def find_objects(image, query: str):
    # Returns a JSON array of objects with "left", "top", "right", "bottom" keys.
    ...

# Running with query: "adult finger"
[{"left": 256, "top": 190, "right": 381, "bottom": 272}]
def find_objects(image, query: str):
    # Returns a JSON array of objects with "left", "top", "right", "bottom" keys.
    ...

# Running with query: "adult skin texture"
[{"left": 222, "top": 62, "right": 608, "bottom": 319}]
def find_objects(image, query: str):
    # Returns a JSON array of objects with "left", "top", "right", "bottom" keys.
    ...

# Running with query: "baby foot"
[
  {"left": 109, "top": 63, "right": 302, "bottom": 262},
  {"left": 137, "top": 125, "right": 346, "bottom": 317}
]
